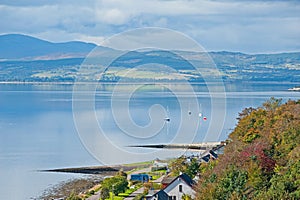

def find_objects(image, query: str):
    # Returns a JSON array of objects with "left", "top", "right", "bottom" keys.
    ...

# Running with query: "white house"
[
  {"left": 150, "top": 173, "right": 196, "bottom": 200},
  {"left": 151, "top": 159, "right": 169, "bottom": 171}
]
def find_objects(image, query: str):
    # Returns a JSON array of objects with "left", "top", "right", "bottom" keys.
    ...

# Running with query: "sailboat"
[
  {"left": 163, "top": 106, "right": 170, "bottom": 135},
  {"left": 164, "top": 106, "right": 170, "bottom": 122},
  {"left": 198, "top": 103, "right": 207, "bottom": 121},
  {"left": 199, "top": 103, "right": 202, "bottom": 118},
  {"left": 188, "top": 102, "right": 192, "bottom": 115},
  {"left": 164, "top": 117, "right": 171, "bottom": 122}
]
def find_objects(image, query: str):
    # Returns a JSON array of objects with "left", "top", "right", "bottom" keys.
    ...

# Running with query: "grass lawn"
[
  {"left": 106, "top": 192, "right": 124, "bottom": 200},
  {"left": 118, "top": 189, "right": 134, "bottom": 197}
]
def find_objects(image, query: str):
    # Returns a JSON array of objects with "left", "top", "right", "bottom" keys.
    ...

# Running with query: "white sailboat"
[
  {"left": 199, "top": 103, "right": 202, "bottom": 118},
  {"left": 188, "top": 102, "right": 192, "bottom": 115},
  {"left": 198, "top": 103, "right": 207, "bottom": 121},
  {"left": 164, "top": 106, "right": 170, "bottom": 122},
  {"left": 164, "top": 106, "right": 170, "bottom": 135}
]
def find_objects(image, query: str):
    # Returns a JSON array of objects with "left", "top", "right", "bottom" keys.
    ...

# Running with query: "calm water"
[{"left": 0, "top": 83, "right": 299, "bottom": 199}]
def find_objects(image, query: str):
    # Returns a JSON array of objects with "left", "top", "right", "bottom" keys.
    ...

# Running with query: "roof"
[
  {"left": 161, "top": 176, "right": 175, "bottom": 184},
  {"left": 201, "top": 154, "right": 210, "bottom": 162},
  {"left": 152, "top": 190, "right": 169, "bottom": 200},
  {"left": 209, "top": 150, "right": 218, "bottom": 159},
  {"left": 162, "top": 173, "right": 195, "bottom": 187},
  {"left": 177, "top": 173, "right": 195, "bottom": 187}
]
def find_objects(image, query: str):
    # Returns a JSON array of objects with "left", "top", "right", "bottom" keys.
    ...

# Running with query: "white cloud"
[
  {"left": 0, "top": 0, "right": 299, "bottom": 53},
  {"left": 96, "top": 8, "right": 129, "bottom": 25}
]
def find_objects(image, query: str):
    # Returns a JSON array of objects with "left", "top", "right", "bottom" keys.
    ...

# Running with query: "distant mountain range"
[
  {"left": 0, "top": 34, "right": 97, "bottom": 60},
  {"left": 0, "top": 34, "right": 299, "bottom": 82}
]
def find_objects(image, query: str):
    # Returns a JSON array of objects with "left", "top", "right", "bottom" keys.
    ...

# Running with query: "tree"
[
  {"left": 237, "top": 107, "right": 256, "bottom": 121},
  {"left": 214, "top": 168, "right": 248, "bottom": 200},
  {"left": 196, "top": 99, "right": 300, "bottom": 200},
  {"left": 102, "top": 175, "right": 128, "bottom": 196},
  {"left": 112, "top": 178, "right": 128, "bottom": 195},
  {"left": 100, "top": 187, "right": 110, "bottom": 200},
  {"left": 169, "top": 156, "right": 188, "bottom": 176},
  {"left": 116, "top": 169, "right": 128, "bottom": 178},
  {"left": 263, "top": 97, "right": 282, "bottom": 112},
  {"left": 186, "top": 158, "right": 200, "bottom": 178}
]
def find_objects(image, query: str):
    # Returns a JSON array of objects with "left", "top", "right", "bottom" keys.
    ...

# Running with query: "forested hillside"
[{"left": 196, "top": 98, "right": 300, "bottom": 200}]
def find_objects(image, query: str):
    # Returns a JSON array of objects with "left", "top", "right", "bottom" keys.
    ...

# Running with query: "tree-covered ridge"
[
  {"left": 0, "top": 50, "right": 299, "bottom": 83},
  {"left": 196, "top": 98, "right": 300, "bottom": 200}
]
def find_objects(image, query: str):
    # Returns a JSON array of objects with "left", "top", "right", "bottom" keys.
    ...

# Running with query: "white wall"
[{"left": 164, "top": 178, "right": 195, "bottom": 199}]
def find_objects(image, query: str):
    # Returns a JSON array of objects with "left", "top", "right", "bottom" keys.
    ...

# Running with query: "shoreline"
[
  {"left": 40, "top": 163, "right": 152, "bottom": 175},
  {"left": 1, "top": 81, "right": 300, "bottom": 85},
  {"left": 37, "top": 162, "right": 153, "bottom": 199}
]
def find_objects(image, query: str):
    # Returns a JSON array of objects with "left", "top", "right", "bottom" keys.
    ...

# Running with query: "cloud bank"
[{"left": 0, "top": 0, "right": 299, "bottom": 53}]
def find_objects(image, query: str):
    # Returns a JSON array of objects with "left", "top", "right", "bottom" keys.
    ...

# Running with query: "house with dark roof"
[
  {"left": 199, "top": 149, "right": 219, "bottom": 162},
  {"left": 150, "top": 173, "right": 196, "bottom": 200}
]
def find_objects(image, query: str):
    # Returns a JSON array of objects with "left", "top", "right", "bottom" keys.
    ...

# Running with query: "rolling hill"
[
  {"left": 0, "top": 34, "right": 97, "bottom": 60},
  {"left": 0, "top": 34, "right": 299, "bottom": 83}
]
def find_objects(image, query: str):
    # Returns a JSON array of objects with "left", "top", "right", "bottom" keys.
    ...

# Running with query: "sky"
[{"left": 0, "top": 0, "right": 299, "bottom": 53}]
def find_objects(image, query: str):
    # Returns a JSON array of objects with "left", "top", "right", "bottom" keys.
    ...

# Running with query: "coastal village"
[
  {"left": 65, "top": 145, "right": 223, "bottom": 200},
  {"left": 1, "top": 1, "right": 300, "bottom": 199},
  {"left": 44, "top": 141, "right": 224, "bottom": 200},
  {"left": 42, "top": 99, "right": 300, "bottom": 200}
]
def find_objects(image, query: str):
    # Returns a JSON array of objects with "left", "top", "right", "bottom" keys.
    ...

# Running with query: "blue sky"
[{"left": 0, "top": 0, "right": 299, "bottom": 53}]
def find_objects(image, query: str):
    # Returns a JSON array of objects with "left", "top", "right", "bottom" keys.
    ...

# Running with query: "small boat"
[
  {"left": 164, "top": 117, "right": 171, "bottom": 122},
  {"left": 199, "top": 104, "right": 203, "bottom": 118},
  {"left": 188, "top": 102, "right": 192, "bottom": 115},
  {"left": 164, "top": 106, "right": 170, "bottom": 122}
]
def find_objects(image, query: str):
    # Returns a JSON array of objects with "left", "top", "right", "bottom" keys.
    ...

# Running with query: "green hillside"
[
  {"left": 196, "top": 98, "right": 300, "bottom": 200},
  {"left": 0, "top": 50, "right": 299, "bottom": 83}
]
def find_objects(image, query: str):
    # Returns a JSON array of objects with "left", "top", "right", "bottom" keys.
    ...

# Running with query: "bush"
[{"left": 100, "top": 187, "right": 110, "bottom": 200}]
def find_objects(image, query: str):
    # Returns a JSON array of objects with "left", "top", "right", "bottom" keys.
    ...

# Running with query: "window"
[
  {"left": 173, "top": 196, "right": 176, "bottom": 200},
  {"left": 179, "top": 185, "right": 183, "bottom": 192}
]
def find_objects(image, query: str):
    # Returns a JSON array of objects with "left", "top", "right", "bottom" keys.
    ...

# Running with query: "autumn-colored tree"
[
  {"left": 169, "top": 156, "right": 200, "bottom": 178},
  {"left": 169, "top": 156, "right": 188, "bottom": 176},
  {"left": 196, "top": 98, "right": 300, "bottom": 200}
]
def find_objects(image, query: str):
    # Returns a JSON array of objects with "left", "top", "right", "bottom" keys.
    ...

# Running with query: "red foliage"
[{"left": 239, "top": 141, "right": 275, "bottom": 172}]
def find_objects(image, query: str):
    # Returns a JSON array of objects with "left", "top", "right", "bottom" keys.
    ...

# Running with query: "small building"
[
  {"left": 130, "top": 174, "right": 151, "bottom": 183},
  {"left": 151, "top": 159, "right": 168, "bottom": 171},
  {"left": 200, "top": 149, "right": 219, "bottom": 162}
]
